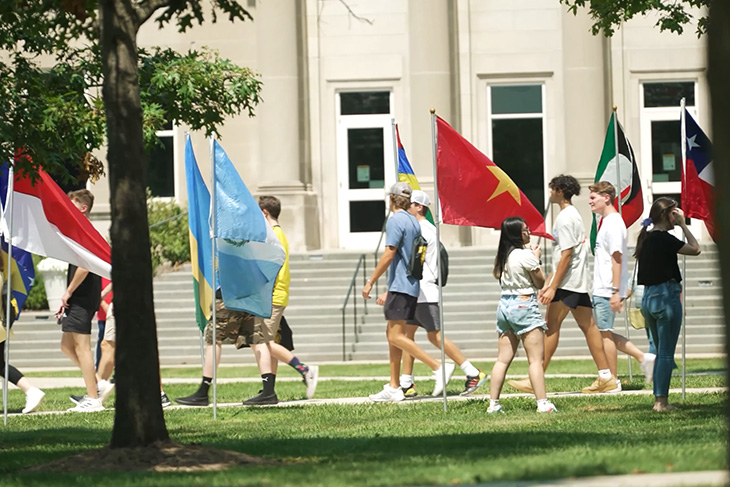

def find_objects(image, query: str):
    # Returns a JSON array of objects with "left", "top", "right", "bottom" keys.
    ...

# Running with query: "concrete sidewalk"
[{"left": 460, "top": 470, "right": 728, "bottom": 487}]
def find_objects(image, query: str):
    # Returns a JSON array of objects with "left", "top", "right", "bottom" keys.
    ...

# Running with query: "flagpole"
[
  {"left": 612, "top": 107, "right": 633, "bottom": 381},
  {"left": 430, "top": 109, "right": 448, "bottom": 412},
  {"left": 3, "top": 162, "right": 14, "bottom": 426},
  {"left": 680, "top": 98, "right": 688, "bottom": 400},
  {"left": 209, "top": 136, "right": 218, "bottom": 419}
]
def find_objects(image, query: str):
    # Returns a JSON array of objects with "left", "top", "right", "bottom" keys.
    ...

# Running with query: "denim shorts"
[
  {"left": 496, "top": 295, "right": 546, "bottom": 336},
  {"left": 592, "top": 296, "right": 615, "bottom": 331}
]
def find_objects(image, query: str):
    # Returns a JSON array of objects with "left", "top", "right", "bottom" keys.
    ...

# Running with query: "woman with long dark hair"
[
  {"left": 636, "top": 197, "right": 700, "bottom": 411},
  {"left": 488, "top": 217, "right": 556, "bottom": 414}
]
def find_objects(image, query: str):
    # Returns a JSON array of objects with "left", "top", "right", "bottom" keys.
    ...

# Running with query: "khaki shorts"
[
  {"left": 204, "top": 300, "right": 285, "bottom": 348},
  {"left": 103, "top": 315, "right": 116, "bottom": 342}
]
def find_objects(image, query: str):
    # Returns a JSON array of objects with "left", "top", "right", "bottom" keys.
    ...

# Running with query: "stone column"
[
  {"left": 408, "top": 0, "right": 466, "bottom": 245},
  {"left": 256, "top": 0, "right": 319, "bottom": 250},
  {"left": 560, "top": 9, "right": 609, "bottom": 225}
]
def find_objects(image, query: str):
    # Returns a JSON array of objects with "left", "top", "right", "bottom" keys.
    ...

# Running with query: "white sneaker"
[
  {"left": 22, "top": 388, "right": 45, "bottom": 414},
  {"left": 369, "top": 384, "right": 405, "bottom": 403},
  {"left": 537, "top": 400, "right": 558, "bottom": 413},
  {"left": 613, "top": 377, "right": 623, "bottom": 393},
  {"left": 487, "top": 404, "right": 504, "bottom": 414},
  {"left": 641, "top": 353, "right": 656, "bottom": 383},
  {"left": 431, "top": 362, "right": 456, "bottom": 396},
  {"left": 67, "top": 396, "right": 105, "bottom": 413},
  {"left": 304, "top": 365, "right": 319, "bottom": 399},
  {"left": 97, "top": 379, "right": 115, "bottom": 403}
]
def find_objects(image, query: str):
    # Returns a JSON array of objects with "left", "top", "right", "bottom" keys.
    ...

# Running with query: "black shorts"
[
  {"left": 406, "top": 303, "right": 440, "bottom": 332},
  {"left": 552, "top": 289, "right": 592, "bottom": 309},
  {"left": 61, "top": 305, "right": 96, "bottom": 334},
  {"left": 384, "top": 291, "right": 418, "bottom": 321}
]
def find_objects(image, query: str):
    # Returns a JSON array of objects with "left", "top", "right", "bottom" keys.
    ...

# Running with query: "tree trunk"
[
  {"left": 99, "top": 0, "right": 169, "bottom": 447},
  {"left": 707, "top": 1, "right": 730, "bottom": 473}
]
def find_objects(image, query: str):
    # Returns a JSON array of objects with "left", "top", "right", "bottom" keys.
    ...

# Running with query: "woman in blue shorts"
[{"left": 488, "top": 217, "right": 557, "bottom": 414}]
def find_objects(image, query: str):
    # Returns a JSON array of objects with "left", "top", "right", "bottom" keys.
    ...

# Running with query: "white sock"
[
  {"left": 642, "top": 352, "right": 656, "bottom": 362},
  {"left": 460, "top": 361, "right": 479, "bottom": 377},
  {"left": 489, "top": 399, "right": 500, "bottom": 408},
  {"left": 399, "top": 374, "right": 414, "bottom": 389},
  {"left": 537, "top": 398, "right": 550, "bottom": 408},
  {"left": 598, "top": 369, "right": 612, "bottom": 379}
]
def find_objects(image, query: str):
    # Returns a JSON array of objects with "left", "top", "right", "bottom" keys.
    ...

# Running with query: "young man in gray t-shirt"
[{"left": 362, "top": 182, "right": 453, "bottom": 402}]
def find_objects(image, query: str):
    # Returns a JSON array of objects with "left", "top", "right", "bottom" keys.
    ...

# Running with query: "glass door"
[{"left": 336, "top": 91, "right": 395, "bottom": 249}]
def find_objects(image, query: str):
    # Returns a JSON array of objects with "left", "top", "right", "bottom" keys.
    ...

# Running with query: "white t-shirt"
[
  {"left": 500, "top": 248, "right": 541, "bottom": 295},
  {"left": 592, "top": 212, "right": 628, "bottom": 298},
  {"left": 550, "top": 205, "right": 589, "bottom": 293},
  {"left": 418, "top": 219, "right": 439, "bottom": 303}
]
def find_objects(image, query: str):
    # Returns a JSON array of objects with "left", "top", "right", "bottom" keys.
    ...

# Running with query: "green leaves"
[
  {"left": 140, "top": 47, "right": 262, "bottom": 138},
  {"left": 0, "top": 1, "right": 261, "bottom": 187},
  {"left": 560, "top": 0, "right": 711, "bottom": 37}
]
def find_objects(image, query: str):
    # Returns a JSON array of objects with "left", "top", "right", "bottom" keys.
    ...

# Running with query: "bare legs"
[
  {"left": 490, "top": 329, "right": 547, "bottom": 401},
  {"left": 544, "top": 302, "right": 609, "bottom": 372},
  {"left": 61, "top": 332, "right": 98, "bottom": 398}
]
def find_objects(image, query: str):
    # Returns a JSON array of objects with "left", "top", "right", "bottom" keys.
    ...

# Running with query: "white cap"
[{"left": 411, "top": 189, "right": 430, "bottom": 207}]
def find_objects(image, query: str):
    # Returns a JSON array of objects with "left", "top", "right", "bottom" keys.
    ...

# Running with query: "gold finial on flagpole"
[
  {"left": 612, "top": 105, "right": 618, "bottom": 112},
  {"left": 430, "top": 108, "right": 436, "bottom": 114}
]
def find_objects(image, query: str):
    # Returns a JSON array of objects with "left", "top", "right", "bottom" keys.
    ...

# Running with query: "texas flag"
[
  {"left": 682, "top": 109, "right": 717, "bottom": 241},
  {"left": 435, "top": 116, "right": 552, "bottom": 239},
  {"left": 0, "top": 165, "right": 111, "bottom": 279}
]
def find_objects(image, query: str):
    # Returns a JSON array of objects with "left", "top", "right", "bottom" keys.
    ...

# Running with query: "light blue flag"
[{"left": 213, "top": 140, "right": 285, "bottom": 318}]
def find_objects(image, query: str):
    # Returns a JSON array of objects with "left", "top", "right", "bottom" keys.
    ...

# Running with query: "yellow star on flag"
[{"left": 487, "top": 166, "right": 521, "bottom": 203}]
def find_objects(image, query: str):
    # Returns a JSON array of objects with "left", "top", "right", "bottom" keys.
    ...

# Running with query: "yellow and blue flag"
[
  {"left": 0, "top": 241, "right": 34, "bottom": 319},
  {"left": 184, "top": 136, "right": 214, "bottom": 332},
  {"left": 396, "top": 125, "right": 434, "bottom": 224},
  {"left": 214, "top": 140, "right": 285, "bottom": 318}
]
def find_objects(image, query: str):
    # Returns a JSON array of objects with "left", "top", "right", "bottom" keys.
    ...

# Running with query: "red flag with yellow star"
[{"left": 436, "top": 116, "right": 552, "bottom": 239}]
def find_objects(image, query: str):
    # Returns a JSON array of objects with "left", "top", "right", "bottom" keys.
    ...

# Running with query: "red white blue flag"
[
  {"left": 682, "top": 109, "right": 716, "bottom": 241},
  {"left": 0, "top": 165, "right": 111, "bottom": 278}
]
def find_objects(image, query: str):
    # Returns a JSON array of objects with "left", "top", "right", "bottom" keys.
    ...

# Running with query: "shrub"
[
  {"left": 24, "top": 254, "right": 48, "bottom": 310},
  {"left": 148, "top": 191, "right": 189, "bottom": 274}
]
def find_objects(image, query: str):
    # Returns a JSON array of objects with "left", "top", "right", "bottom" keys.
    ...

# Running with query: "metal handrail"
[{"left": 340, "top": 253, "right": 367, "bottom": 361}]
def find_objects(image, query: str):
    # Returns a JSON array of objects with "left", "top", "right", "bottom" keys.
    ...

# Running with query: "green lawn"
[
  {"left": 0, "top": 392, "right": 726, "bottom": 486},
  {"left": 1, "top": 359, "right": 726, "bottom": 486}
]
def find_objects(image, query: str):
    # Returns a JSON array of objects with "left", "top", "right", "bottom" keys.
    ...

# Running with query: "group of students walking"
[{"left": 364, "top": 175, "right": 700, "bottom": 413}]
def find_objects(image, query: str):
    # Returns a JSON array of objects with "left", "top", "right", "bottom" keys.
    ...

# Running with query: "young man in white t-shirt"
[
  {"left": 589, "top": 181, "right": 655, "bottom": 383},
  {"left": 395, "top": 190, "right": 483, "bottom": 397},
  {"left": 508, "top": 175, "right": 618, "bottom": 394}
]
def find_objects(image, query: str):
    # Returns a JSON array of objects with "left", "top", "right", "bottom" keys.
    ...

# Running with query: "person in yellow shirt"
[{"left": 242, "top": 196, "right": 318, "bottom": 405}]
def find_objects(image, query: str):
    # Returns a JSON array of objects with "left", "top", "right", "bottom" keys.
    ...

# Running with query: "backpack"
[
  {"left": 407, "top": 233, "right": 428, "bottom": 280},
  {"left": 436, "top": 242, "right": 449, "bottom": 287}
]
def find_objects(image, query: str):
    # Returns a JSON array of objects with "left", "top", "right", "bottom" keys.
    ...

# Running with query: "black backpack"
[
  {"left": 407, "top": 233, "right": 428, "bottom": 280},
  {"left": 436, "top": 242, "right": 449, "bottom": 287}
]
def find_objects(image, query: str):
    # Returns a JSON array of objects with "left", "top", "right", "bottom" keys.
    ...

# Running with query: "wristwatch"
[{"left": 611, "top": 286, "right": 619, "bottom": 294}]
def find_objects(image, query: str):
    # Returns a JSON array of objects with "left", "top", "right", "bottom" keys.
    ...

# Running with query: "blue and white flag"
[{"left": 213, "top": 140, "right": 285, "bottom": 318}]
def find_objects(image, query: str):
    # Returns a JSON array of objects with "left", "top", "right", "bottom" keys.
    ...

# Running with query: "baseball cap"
[
  {"left": 411, "top": 190, "right": 430, "bottom": 207},
  {"left": 389, "top": 181, "right": 412, "bottom": 197}
]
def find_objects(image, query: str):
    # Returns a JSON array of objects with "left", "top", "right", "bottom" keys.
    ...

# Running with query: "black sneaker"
[
  {"left": 175, "top": 394, "right": 210, "bottom": 406},
  {"left": 242, "top": 391, "right": 278, "bottom": 406},
  {"left": 161, "top": 392, "right": 172, "bottom": 408},
  {"left": 401, "top": 385, "right": 418, "bottom": 398},
  {"left": 69, "top": 394, "right": 84, "bottom": 405},
  {"left": 460, "top": 370, "right": 487, "bottom": 396}
]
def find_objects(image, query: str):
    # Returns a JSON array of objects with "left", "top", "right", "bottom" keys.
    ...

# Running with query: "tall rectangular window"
[
  {"left": 147, "top": 121, "right": 175, "bottom": 197},
  {"left": 489, "top": 84, "right": 545, "bottom": 211}
]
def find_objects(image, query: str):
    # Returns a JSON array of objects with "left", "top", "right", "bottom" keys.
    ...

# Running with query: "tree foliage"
[
  {"left": 560, "top": 0, "right": 711, "bottom": 37},
  {"left": 0, "top": 1, "right": 262, "bottom": 183}
]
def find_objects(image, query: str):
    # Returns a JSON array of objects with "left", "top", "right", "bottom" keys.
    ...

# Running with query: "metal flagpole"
[
  {"left": 429, "top": 109, "right": 448, "bottom": 412},
  {"left": 612, "top": 107, "right": 633, "bottom": 381},
  {"left": 680, "top": 98, "right": 688, "bottom": 400},
  {"left": 3, "top": 162, "right": 14, "bottom": 425},
  {"left": 209, "top": 136, "right": 218, "bottom": 419},
  {"left": 613, "top": 109, "right": 633, "bottom": 379}
]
